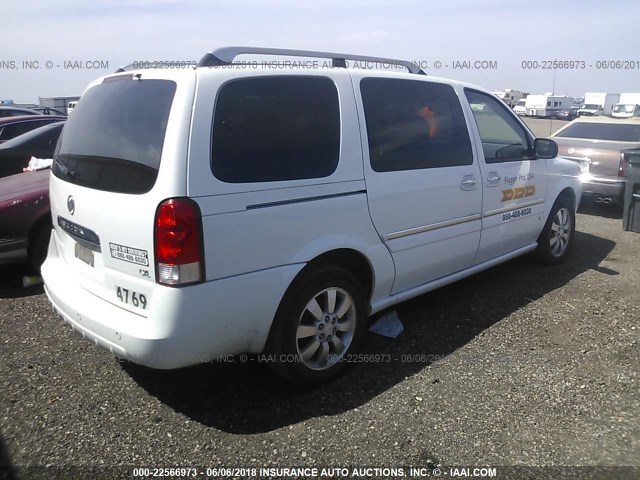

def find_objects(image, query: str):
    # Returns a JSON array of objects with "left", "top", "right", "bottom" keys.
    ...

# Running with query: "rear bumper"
[
  {"left": 581, "top": 178, "right": 625, "bottom": 202},
  {"left": 42, "top": 233, "right": 303, "bottom": 369}
]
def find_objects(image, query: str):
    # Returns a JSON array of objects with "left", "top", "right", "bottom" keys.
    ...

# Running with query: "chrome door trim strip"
[{"left": 386, "top": 213, "right": 482, "bottom": 241}]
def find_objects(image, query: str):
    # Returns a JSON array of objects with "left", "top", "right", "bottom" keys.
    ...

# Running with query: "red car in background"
[
  {"left": 0, "top": 115, "right": 65, "bottom": 145},
  {"left": 0, "top": 170, "right": 51, "bottom": 269},
  {"left": 0, "top": 122, "right": 65, "bottom": 270}
]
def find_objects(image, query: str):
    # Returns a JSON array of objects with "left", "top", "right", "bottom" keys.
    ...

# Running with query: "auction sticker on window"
[
  {"left": 502, "top": 206, "right": 532, "bottom": 222},
  {"left": 109, "top": 242, "right": 149, "bottom": 266}
]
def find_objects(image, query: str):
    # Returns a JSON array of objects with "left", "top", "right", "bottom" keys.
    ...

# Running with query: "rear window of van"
[{"left": 53, "top": 79, "right": 176, "bottom": 194}]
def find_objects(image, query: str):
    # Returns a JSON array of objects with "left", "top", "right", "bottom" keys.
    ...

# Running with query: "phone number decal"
[
  {"left": 109, "top": 242, "right": 149, "bottom": 266},
  {"left": 502, "top": 207, "right": 532, "bottom": 222}
]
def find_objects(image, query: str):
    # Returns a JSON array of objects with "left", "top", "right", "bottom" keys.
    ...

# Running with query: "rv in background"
[
  {"left": 578, "top": 92, "right": 620, "bottom": 117},
  {"left": 612, "top": 93, "right": 640, "bottom": 118},
  {"left": 525, "top": 94, "right": 571, "bottom": 118},
  {"left": 493, "top": 89, "right": 525, "bottom": 108}
]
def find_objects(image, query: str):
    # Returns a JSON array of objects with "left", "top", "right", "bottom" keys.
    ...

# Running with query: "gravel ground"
[{"left": 1, "top": 206, "right": 638, "bottom": 479}]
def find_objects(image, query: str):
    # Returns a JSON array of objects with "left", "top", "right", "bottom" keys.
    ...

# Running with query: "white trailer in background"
[
  {"left": 525, "top": 94, "right": 571, "bottom": 117},
  {"left": 612, "top": 93, "right": 640, "bottom": 118},
  {"left": 578, "top": 92, "right": 620, "bottom": 116},
  {"left": 493, "top": 89, "right": 525, "bottom": 108}
]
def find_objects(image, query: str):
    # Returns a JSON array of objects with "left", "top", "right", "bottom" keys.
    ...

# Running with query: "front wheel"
[
  {"left": 535, "top": 198, "right": 575, "bottom": 265},
  {"left": 266, "top": 265, "right": 367, "bottom": 385}
]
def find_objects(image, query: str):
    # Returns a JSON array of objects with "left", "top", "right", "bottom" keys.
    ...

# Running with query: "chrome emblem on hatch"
[{"left": 67, "top": 195, "right": 75, "bottom": 215}]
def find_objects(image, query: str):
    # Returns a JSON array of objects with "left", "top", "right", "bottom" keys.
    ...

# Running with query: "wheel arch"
[
  {"left": 556, "top": 186, "right": 577, "bottom": 210},
  {"left": 292, "top": 248, "right": 375, "bottom": 304}
]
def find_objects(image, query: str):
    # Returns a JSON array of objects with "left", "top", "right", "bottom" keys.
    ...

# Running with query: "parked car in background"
[
  {"left": 0, "top": 122, "right": 65, "bottom": 178},
  {"left": 0, "top": 169, "right": 51, "bottom": 269},
  {"left": 612, "top": 103, "right": 640, "bottom": 119},
  {"left": 552, "top": 117, "right": 640, "bottom": 205},
  {"left": 577, "top": 103, "right": 604, "bottom": 117},
  {"left": 0, "top": 115, "right": 66, "bottom": 145},
  {"left": 514, "top": 98, "right": 527, "bottom": 115},
  {"left": 32, "top": 107, "right": 67, "bottom": 116},
  {"left": 67, "top": 101, "right": 78, "bottom": 115},
  {"left": 555, "top": 107, "right": 578, "bottom": 121},
  {"left": 0, "top": 106, "right": 39, "bottom": 118}
]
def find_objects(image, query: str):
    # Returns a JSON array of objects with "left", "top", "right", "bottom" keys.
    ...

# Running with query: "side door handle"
[
  {"left": 486, "top": 172, "right": 501, "bottom": 186},
  {"left": 460, "top": 175, "right": 478, "bottom": 191}
]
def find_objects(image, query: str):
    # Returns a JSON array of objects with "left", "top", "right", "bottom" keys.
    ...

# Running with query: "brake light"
[
  {"left": 619, "top": 153, "right": 627, "bottom": 178},
  {"left": 154, "top": 198, "right": 204, "bottom": 286}
]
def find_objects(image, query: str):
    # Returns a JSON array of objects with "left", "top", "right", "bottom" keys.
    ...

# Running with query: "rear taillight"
[
  {"left": 619, "top": 153, "right": 627, "bottom": 178},
  {"left": 154, "top": 198, "right": 204, "bottom": 286}
]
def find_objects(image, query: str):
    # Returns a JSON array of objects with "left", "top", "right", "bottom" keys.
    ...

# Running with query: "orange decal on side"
[
  {"left": 501, "top": 189, "right": 515, "bottom": 201},
  {"left": 513, "top": 187, "right": 526, "bottom": 199},
  {"left": 525, "top": 185, "right": 536, "bottom": 197}
]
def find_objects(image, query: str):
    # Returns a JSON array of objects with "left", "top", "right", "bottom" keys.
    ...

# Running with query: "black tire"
[
  {"left": 535, "top": 196, "right": 575, "bottom": 265},
  {"left": 266, "top": 265, "right": 368, "bottom": 385},
  {"left": 29, "top": 226, "right": 52, "bottom": 271}
]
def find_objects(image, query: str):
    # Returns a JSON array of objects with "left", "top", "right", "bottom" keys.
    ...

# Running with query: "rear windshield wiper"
[{"left": 54, "top": 157, "right": 76, "bottom": 178}]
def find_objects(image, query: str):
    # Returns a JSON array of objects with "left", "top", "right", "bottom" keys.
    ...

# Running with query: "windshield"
[
  {"left": 555, "top": 122, "right": 640, "bottom": 142},
  {"left": 53, "top": 79, "right": 176, "bottom": 194},
  {"left": 582, "top": 104, "right": 600, "bottom": 110}
]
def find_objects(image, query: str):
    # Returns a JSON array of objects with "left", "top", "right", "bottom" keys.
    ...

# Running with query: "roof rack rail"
[{"left": 197, "top": 46, "right": 425, "bottom": 74}]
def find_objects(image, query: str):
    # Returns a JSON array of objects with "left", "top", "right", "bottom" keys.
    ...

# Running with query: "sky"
[{"left": 1, "top": 0, "right": 639, "bottom": 103}]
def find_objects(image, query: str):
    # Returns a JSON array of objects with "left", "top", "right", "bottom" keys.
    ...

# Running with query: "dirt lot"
[{"left": 0, "top": 125, "right": 638, "bottom": 479}]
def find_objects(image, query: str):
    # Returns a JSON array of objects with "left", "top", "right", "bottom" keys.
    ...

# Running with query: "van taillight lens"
[{"left": 154, "top": 198, "right": 204, "bottom": 286}]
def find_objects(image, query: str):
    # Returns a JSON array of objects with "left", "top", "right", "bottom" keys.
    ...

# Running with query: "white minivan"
[{"left": 42, "top": 47, "right": 581, "bottom": 384}]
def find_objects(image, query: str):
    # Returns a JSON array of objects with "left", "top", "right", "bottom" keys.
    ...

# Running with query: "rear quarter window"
[{"left": 211, "top": 76, "right": 340, "bottom": 183}]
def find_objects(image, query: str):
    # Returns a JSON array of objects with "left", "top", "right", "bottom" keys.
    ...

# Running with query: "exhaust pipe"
[
  {"left": 594, "top": 196, "right": 603, "bottom": 203},
  {"left": 602, "top": 197, "right": 613, "bottom": 204}
]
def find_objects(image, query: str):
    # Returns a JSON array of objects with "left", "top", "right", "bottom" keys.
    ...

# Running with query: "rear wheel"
[
  {"left": 29, "top": 226, "right": 52, "bottom": 271},
  {"left": 535, "top": 197, "right": 575, "bottom": 265},
  {"left": 266, "top": 265, "right": 367, "bottom": 385}
]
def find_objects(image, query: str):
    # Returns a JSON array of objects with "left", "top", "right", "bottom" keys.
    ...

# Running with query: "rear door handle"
[{"left": 460, "top": 175, "right": 478, "bottom": 191}]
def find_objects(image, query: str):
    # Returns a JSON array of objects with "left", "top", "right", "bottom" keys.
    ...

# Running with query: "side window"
[
  {"left": 211, "top": 76, "right": 340, "bottom": 183},
  {"left": 360, "top": 78, "right": 473, "bottom": 172},
  {"left": 0, "top": 122, "right": 34, "bottom": 140},
  {"left": 465, "top": 89, "right": 532, "bottom": 163}
]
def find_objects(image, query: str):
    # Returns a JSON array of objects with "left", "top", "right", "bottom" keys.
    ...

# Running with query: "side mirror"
[{"left": 534, "top": 138, "right": 558, "bottom": 159}]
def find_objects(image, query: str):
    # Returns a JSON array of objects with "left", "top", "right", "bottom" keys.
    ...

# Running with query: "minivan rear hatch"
[{"left": 49, "top": 70, "right": 195, "bottom": 316}]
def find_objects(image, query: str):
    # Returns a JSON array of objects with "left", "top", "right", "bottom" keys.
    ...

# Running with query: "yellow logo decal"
[
  {"left": 501, "top": 189, "right": 515, "bottom": 201},
  {"left": 502, "top": 184, "right": 536, "bottom": 202}
]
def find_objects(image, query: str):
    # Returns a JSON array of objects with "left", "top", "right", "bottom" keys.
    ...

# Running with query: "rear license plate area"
[{"left": 75, "top": 242, "right": 94, "bottom": 267}]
